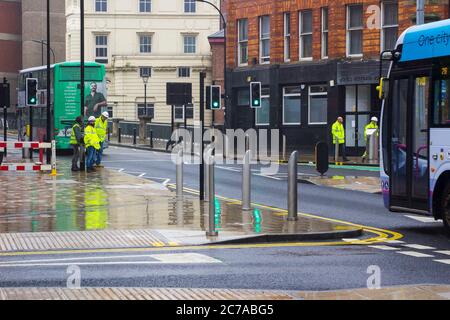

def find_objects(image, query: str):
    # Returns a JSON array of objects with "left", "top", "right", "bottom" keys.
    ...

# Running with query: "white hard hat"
[
  {"left": 371, "top": 117, "right": 378, "bottom": 122},
  {"left": 88, "top": 116, "right": 96, "bottom": 122},
  {"left": 102, "top": 111, "right": 109, "bottom": 119}
]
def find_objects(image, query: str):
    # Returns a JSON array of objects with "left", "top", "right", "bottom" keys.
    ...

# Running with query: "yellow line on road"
[{"left": 169, "top": 184, "right": 403, "bottom": 245}]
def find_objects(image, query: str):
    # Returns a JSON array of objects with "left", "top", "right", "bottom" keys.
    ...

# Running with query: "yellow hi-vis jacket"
[
  {"left": 95, "top": 117, "right": 108, "bottom": 142},
  {"left": 364, "top": 122, "right": 379, "bottom": 140},
  {"left": 332, "top": 121, "right": 345, "bottom": 145},
  {"left": 84, "top": 124, "right": 101, "bottom": 150}
]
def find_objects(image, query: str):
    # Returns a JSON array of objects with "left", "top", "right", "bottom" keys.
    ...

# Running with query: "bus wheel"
[{"left": 442, "top": 182, "right": 450, "bottom": 235}]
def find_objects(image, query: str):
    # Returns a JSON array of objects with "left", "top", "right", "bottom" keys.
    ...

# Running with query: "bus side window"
[{"left": 434, "top": 79, "right": 450, "bottom": 126}]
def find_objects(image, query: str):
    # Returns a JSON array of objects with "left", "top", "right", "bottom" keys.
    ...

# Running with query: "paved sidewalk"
[
  {"left": 1, "top": 285, "right": 449, "bottom": 300},
  {"left": 299, "top": 175, "right": 381, "bottom": 194},
  {"left": 0, "top": 158, "right": 362, "bottom": 252}
]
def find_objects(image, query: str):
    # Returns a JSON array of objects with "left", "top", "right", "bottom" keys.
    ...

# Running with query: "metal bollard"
[
  {"left": 118, "top": 127, "right": 122, "bottom": 143},
  {"left": 133, "top": 128, "right": 137, "bottom": 145},
  {"left": 335, "top": 142, "right": 339, "bottom": 164},
  {"left": 204, "top": 147, "right": 212, "bottom": 203},
  {"left": 369, "top": 131, "right": 379, "bottom": 161},
  {"left": 287, "top": 151, "right": 299, "bottom": 221},
  {"left": 149, "top": 130, "right": 154, "bottom": 149},
  {"left": 206, "top": 153, "right": 218, "bottom": 237},
  {"left": 176, "top": 149, "right": 183, "bottom": 198},
  {"left": 50, "top": 140, "right": 57, "bottom": 176},
  {"left": 242, "top": 150, "right": 252, "bottom": 211}
]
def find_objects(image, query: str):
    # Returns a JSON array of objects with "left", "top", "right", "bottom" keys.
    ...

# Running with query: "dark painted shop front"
[{"left": 226, "top": 60, "right": 386, "bottom": 157}]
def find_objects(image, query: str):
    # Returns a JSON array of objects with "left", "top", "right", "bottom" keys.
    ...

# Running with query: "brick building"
[
  {"left": 223, "top": 0, "right": 449, "bottom": 156},
  {"left": 0, "top": 0, "right": 22, "bottom": 112}
]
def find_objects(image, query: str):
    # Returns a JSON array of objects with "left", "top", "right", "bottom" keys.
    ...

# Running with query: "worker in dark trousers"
[{"left": 70, "top": 116, "right": 84, "bottom": 172}]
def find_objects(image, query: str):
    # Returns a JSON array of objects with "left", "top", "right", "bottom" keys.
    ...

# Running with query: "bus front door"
[{"left": 390, "top": 75, "right": 430, "bottom": 213}]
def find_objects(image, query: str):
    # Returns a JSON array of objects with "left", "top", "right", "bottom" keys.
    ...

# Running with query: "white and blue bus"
[{"left": 379, "top": 19, "right": 450, "bottom": 233}]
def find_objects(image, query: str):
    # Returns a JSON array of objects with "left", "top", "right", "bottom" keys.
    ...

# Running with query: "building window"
[
  {"left": 283, "top": 86, "right": 302, "bottom": 125},
  {"left": 178, "top": 67, "right": 191, "bottom": 78},
  {"left": 259, "top": 15, "right": 270, "bottom": 64},
  {"left": 382, "top": 1, "right": 398, "bottom": 51},
  {"left": 347, "top": 4, "right": 363, "bottom": 56},
  {"left": 256, "top": 88, "right": 270, "bottom": 126},
  {"left": 185, "top": 103, "right": 194, "bottom": 119},
  {"left": 284, "top": 13, "right": 291, "bottom": 62},
  {"left": 137, "top": 103, "right": 155, "bottom": 118},
  {"left": 139, "top": 67, "right": 152, "bottom": 78},
  {"left": 95, "top": 0, "right": 107, "bottom": 12},
  {"left": 309, "top": 85, "right": 328, "bottom": 125},
  {"left": 300, "top": 10, "right": 313, "bottom": 60},
  {"left": 345, "top": 85, "right": 371, "bottom": 113},
  {"left": 322, "top": 7, "right": 329, "bottom": 58},
  {"left": 139, "top": 0, "right": 151, "bottom": 13},
  {"left": 95, "top": 35, "right": 108, "bottom": 64},
  {"left": 183, "top": 35, "right": 196, "bottom": 54},
  {"left": 238, "top": 19, "right": 248, "bottom": 66},
  {"left": 139, "top": 35, "right": 152, "bottom": 53},
  {"left": 184, "top": 0, "right": 196, "bottom": 13}
]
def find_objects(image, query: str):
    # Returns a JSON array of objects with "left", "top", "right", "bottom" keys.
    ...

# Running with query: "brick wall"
[
  {"left": 209, "top": 38, "right": 225, "bottom": 125},
  {"left": 0, "top": 1, "right": 22, "bottom": 73},
  {"left": 225, "top": 0, "right": 449, "bottom": 68}
]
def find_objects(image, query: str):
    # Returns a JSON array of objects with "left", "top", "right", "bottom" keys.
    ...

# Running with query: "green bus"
[{"left": 18, "top": 62, "right": 107, "bottom": 150}]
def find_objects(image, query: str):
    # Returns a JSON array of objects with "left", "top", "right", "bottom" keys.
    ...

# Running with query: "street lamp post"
[
  {"left": 31, "top": 40, "right": 56, "bottom": 65},
  {"left": 142, "top": 74, "right": 150, "bottom": 117}
]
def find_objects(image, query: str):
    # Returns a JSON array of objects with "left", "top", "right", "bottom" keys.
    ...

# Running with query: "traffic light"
[
  {"left": 250, "top": 82, "right": 261, "bottom": 108},
  {"left": 210, "top": 85, "right": 221, "bottom": 110},
  {"left": 26, "top": 78, "right": 38, "bottom": 106}
]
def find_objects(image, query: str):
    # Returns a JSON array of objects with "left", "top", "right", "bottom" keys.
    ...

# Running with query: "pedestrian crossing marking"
[
  {"left": 404, "top": 215, "right": 439, "bottom": 223},
  {"left": 398, "top": 251, "right": 434, "bottom": 258},
  {"left": 403, "top": 244, "right": 436, "bottom": 250},
  {"left": 434, "top": 259, "right": 450, "bottom": 265},
  {"left": 435, "top": 251, "right": 450, "bottom": 256},
  {"left": 368, "top": 245, "right": 398, "bottom": 251}
]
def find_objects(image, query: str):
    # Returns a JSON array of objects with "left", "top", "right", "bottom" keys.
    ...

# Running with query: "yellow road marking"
[{"left": 168, "top": 184, "right": 403, "bottom": 245}]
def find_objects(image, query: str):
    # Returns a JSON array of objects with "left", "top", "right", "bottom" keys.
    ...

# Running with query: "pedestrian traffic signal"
[
  {"left": 26, "top": 78, "right": 38, "bottom": 106},
  {"left": 210, "top": 85, "right": 221, "bottom": 110},
  {"left": 250, "top": 82, "right": 261, "bottom": 108}
]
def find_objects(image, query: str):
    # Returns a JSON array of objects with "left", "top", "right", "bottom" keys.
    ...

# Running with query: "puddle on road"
[{"left": 0, "top": 158, "right": 352, "bottom": 235}]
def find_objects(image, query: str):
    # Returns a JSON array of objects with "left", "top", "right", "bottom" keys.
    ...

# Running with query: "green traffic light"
[{"left": 254, "top": 100, "right": 260, "bottom": 106}]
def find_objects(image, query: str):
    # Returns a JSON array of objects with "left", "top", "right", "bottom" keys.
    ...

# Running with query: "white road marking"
[
  {"left": 398, "top": 251, "right": 434, "bottom": 258},
  {"left": 403, "top": 244, "right": 436, "bottom": 250},
  {"left": 434, "top": 259, "right": 450, "bottom": 265},
  {"left": 368, "top": 245, "right": 399, "bottom": 251},
  {"left": 216, "top": 166, "right": 241, "bottom": 173},
  {"left": 435, "top": 251, "right": 450, "bottom": 256},
  {"left": 404, "top": 215, "right": 439, "bottom": 223},
  {"left": 138, "top": 173, "right": 146, "bottom": 178},
  {"left": 384, "top": 240, "right": 405, "bottom": 244},
  {"left": 118, "top": 168, "right": 124, "bottom": 173},
  {"left": 342, "top": 239, "right": 360, "bottom": 243},
  {"left": 163, "top": 179, "right": 170, "bottom": 186},
  {"left": 0, "top": 253, "right": 222, "bottom": 268}
]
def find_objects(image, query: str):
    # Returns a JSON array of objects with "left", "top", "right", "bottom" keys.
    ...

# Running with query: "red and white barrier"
[
  {"left": 0, "top": 142, "right": 52, "bottom": 149},
  {"left": 0, "top": 140, "right": 57, "bottom": 175},
  {"left": 0, "top": 164, "right": 51, "bottom": 171}
]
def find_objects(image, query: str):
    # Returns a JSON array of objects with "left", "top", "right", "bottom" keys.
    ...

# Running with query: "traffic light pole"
[
  {"left": 46, "top": 0, "right": 52, "bottom": 164},
  {"left": 80, "top": 0, "right": 86, "bottom": 170},
  {"left": 200, "top": 71, "right": 206, "bottom": 200}
]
